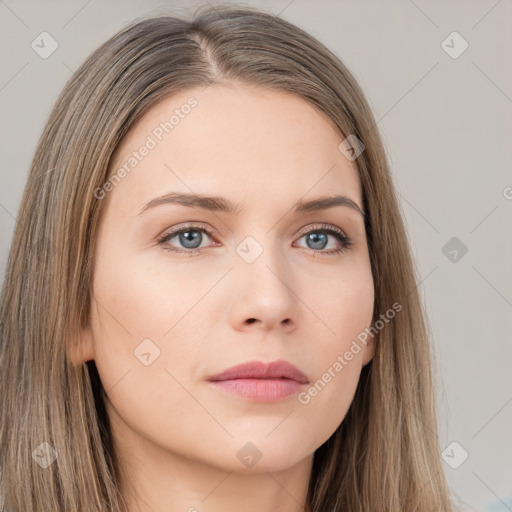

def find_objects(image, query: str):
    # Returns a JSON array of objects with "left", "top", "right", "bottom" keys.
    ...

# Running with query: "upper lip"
[{"left": 207, "top": 359, "right": 309, "bottom": 384}]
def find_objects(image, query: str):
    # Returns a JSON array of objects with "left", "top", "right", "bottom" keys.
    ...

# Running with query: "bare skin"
[{"left": 72, "top": 82, "right": 375, "bottom": 512}]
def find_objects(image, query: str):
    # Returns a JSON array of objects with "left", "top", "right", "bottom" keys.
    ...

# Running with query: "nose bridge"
[
  {"left": 235, "top": 231, "right": 288, "bottom": 287},
  {"left": 230, "top": 230, "right": 298, "bottom": 328}
]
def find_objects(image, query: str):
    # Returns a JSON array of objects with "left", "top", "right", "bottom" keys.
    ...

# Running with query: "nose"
[{"left": 228, "top": 243, "right": 299, "bottom": 334}]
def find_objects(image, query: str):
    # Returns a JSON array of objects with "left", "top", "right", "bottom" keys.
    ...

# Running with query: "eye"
[
  {"left": 293, "top": 224, "right": 352, "bottom": 256},
  {"left": 157, "top": 223, "right": 218, "bottom": 254},
  {"left": 157, "top": 222, "right": 352, "bottom": 256}
]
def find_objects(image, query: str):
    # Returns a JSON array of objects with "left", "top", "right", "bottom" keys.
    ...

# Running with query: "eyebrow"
[{"left": 138, "top": 192, "right": 365, "bottom": 218}]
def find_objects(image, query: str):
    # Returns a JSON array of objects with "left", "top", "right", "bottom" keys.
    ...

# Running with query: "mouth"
[{"left": 206, "top": 359, "right": 309, "bottom": 402}]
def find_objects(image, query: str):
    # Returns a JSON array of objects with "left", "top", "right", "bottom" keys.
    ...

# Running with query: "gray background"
[{"left": 1, "top": 1, "right": 511, "bottom": 510}]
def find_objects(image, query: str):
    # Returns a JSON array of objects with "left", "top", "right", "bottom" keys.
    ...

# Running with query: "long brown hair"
[{"left": 0, "top": 4, "right": 453, "bottom": 511}]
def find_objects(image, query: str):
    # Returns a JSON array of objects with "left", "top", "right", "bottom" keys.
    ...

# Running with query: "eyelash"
[{"left": 157, "top": 223, "right": 352, "bottom": 256}]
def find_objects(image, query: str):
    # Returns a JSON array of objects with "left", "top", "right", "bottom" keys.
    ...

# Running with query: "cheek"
[
  {"left": 87, "top": 241, "right": 224, "bottom": 394},
  {"left": 89, "top": 246, "right": 215, "bottom": 348},
  {"left": 88, "top": 258, "right": 217, "bottom": 461},
  {"left": 295, "top": 268, "right": 374, "bottom": 442},
  {"left": 316, "top": 259, "right": 375, "bottom": 354},
  {"left": 87, "top": 252, "right": 200, "bottom": 395}
]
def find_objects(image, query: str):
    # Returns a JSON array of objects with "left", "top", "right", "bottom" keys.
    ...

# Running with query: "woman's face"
[{"left": 78, "top": 83, "right": 375, "bottom": 474}]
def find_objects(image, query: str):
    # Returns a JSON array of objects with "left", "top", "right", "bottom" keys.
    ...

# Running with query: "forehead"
[{"left": 106, "top": 83, "right": 362, "bottom": 215}]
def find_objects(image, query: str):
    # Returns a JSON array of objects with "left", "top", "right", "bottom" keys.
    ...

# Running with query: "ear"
[{"left": 67, "top": 317, "right": 95, "bottom": 366}]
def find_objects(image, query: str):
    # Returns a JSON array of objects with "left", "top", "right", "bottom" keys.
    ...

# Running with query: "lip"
[{"left": 206, "top": 359, "right": 309, "bottom": 402}]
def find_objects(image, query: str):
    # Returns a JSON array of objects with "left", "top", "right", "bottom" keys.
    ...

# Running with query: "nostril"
[{"left": 246, "top": 318, "right": 257, "bottom": 324}]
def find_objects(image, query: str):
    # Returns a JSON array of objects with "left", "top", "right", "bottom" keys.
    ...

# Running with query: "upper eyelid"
[
  {"left": 160, "top": 222, "right": 212, "bottom": 237},
  {"left": 296, "top": 223, "right": 346, "bottom": 237}
]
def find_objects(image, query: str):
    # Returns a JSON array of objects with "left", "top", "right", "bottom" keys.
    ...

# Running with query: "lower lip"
[{"left": 207, "top": 378, "right": 306, "bottom": 402}]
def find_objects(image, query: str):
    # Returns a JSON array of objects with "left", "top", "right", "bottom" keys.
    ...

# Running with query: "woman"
[{"left": 0, "top": 4, "right": 454, "bottom": 511}]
